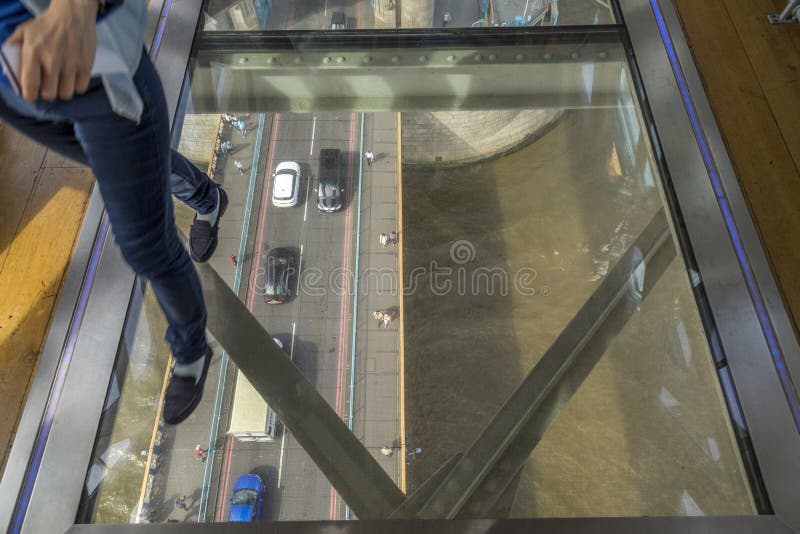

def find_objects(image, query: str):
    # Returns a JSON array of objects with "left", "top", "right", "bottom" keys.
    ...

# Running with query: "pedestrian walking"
[
  {"left": 365, "top": 150, "right": 374, "bottom": 167},
  {"left": 382, "top": 312, "right": 392, "bottom": 328},
  {"left": 234, "top": 159, "right": 245, "bottom": 175},
  {"left": 237, "top": 119, "right": 248, "bottom": 138},
  {"left": 373, "top": 310, "right": 384, "bottom": 327},
  {"left": 230, "top": 255, "right": 238, "bottom": 267},
  {"left": 379, "top": 233, "right": 388, "bottom": 247},
  {"left": 0, "top": 0, "right": 229, "bottom": 426},
  {"left": 389, "top": 231, "right": 399, "bottom": 246},
  {"left": 381, "top": 446, "right": 394, "bottom": 457},
  {"left": 443, "top": 11, "right": 452, "bottom": 27},
  {"left": 224, "top": 140, "right": 233, "bottom": 154},
  {"left": 193, "top": 445, "right": 207, "bottom": 462},
  {"left": 174, "top": 495, "right": 188, "bottom": 511}
]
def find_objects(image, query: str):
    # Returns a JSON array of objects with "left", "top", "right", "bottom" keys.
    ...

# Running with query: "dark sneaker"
[
  {"left": 189, "top": 187, "right": 228, "bottom": 263},
  {"left": 163, "top": 347, "right": 213, "bottom": 425}
]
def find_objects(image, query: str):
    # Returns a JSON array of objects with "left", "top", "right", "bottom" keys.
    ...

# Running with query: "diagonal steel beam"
[
  {"left": 389, "top": 454, "right": 463, "bottom": 519},
  {"left": 193, "top": 258, "right": 406, "bottom": 519},
  {"left": 416, "top": 209, "right": 673, "bottom": 519},
  {"left": 460, "top": 218, "right": 676, "bottom": 518}
]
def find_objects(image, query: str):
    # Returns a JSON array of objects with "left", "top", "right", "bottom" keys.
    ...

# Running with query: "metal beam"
[
  {"left": 194, "top": 260, "right": 406, "bottom": 519},
  {"left": 768, "top": 0, "right": 800, "bottom": 23},
  {"left": 416, "top": 209, "right": 673, "bottom": 519},
  {"left": 187, "top": 29, "right": 628, "bottom": 112},
  {"left": 64, "top": 515, "right": 798, "bottom": 534}
]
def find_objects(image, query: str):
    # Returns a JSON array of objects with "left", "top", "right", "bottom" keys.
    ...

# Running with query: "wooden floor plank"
[
  {"left": 0, "top": 133, "right": 93, "bottom": 474},
  {"left": 725, "top": 0, "right": 800, "bottom": 173},
  {"left": 0, "top": 125, "right": 47, "bottom": 273},
  {"left": 674, "top": 0, "right": 800, "bottom": 335}
]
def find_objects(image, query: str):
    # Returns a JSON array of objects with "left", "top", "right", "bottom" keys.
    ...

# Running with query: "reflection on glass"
[
  {"left": 77, "top": 23, "right": 757, "bottom": 526},
  {"left": 201, "top": 0, "right": 614, "bottom": 31}
]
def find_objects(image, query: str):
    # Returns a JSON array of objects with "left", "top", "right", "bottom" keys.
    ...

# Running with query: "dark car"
[
  {"left": 263, "top": 248, "right": 294, "bottom": 303},
  {"left": 331, "top": 11, "right": 347, "bottom": 29},
  {"left": 228, "top": 473, "right": 265, "bottom": 522},
  {"left": 317, "top": 148, "right": 343, "bottom": 213}
]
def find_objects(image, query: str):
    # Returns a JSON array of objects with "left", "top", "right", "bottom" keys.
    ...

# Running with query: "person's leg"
[
  {"left": 0, "top": 92, "right": 89, "bottom": 165},
  {"left": 0, "top": 88, "right": 226, "bottom": 266},
  {"left": 171, "top": 149, "right": 228, "bottom": 262},
  {"left": 170, "top": 149, "right": 218, "bottom": 214},
  {"left": 34, "top": 53, "right": 211, "bottom": 424}
]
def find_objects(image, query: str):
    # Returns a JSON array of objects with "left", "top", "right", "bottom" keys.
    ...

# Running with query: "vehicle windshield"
[
  {"left": 321, "top": 184, "right": 340, "bottom": 197},
  {"left": 232, "top": 489, "right": 257, "bottom": 506}
]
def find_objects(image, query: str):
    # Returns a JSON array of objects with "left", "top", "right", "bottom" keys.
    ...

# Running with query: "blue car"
[{"left": 228, "top": 474, "right": 265, "bottom": 522}]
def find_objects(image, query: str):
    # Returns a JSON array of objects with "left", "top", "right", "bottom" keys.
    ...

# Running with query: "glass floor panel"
[
  {"left": 76, "top": 12, "right": 757, "bottom": 526},
  {"left": 200, "top": 0, "right": 615, "bottom": 32}
]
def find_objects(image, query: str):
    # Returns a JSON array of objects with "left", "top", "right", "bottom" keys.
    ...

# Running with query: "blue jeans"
[{"left": 0, "top": 51, "right": 211, "bottom": 364}]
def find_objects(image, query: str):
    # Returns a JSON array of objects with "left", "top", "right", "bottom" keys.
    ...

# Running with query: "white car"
[{"left": 272, "top": 161, "right": 301, "bottom": 207}]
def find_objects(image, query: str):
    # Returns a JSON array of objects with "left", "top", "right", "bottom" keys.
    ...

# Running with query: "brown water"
[{"left": 401, "top": 109, "right": 755, "bottom": 517}]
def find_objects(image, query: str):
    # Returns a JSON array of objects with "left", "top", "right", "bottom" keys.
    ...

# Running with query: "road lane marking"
[
  {"left": 247, "top": 115, "right": 281, "bottom": 310},
  {"left": 344, "top": 112, "right": 366, "bottom": 520},
  {"left": 304, "top": 174, "right": 311, "bottom": 222},
  {"left": 215, "top": 435, "right": 235, "bottom": 521},
  {"left": 397, "top": 112, "right": 407, "bottom": 493},
  {"left": 277, "top": 431, "right": 288, "bottom": 489},
  {"left": 297, "top": 243, "right": 305, "bottom": 291},
  {"left": 330, "top": 111, "right": 357, "bottom": 521},
  {"left": 310, "top": 116, "right": 317, "bottom": 156},
  {"left": 277, "top": 320, "right": 297, "bottom": 491},
  {"left": 290, "top": 320, "right": 297, "bottom": 361}
]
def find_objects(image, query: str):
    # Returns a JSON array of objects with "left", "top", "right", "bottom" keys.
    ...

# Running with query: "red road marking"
[
  {"left": 216, "top": 117, "right": 276, "bottom": 520},
  {"left": 215, "top": 435, "right": 235, "bottom": 521},
  {"left": 247, "top": 115, "right": 281, "bottom": 311},
  {"left": 329, "top": 112, "right": 358, "bottom": 520}
]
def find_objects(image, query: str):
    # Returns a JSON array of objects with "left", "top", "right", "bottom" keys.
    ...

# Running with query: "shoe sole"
[
  {"left": 163, "top": 348, "right": 213, "bottom": 425},
  {"left": 190, "top": 187, "right": 229, "bottom": 263}
]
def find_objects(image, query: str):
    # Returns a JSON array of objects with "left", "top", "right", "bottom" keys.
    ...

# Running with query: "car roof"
[
  {"left": 274, "top": 173, "right": 295, "bottom": 198},
  {"left": 319, "top": 173, "right": 341, "bottom": 186}
]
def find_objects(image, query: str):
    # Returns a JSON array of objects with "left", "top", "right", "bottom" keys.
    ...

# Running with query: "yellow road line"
[
  {"left": 396, "top": 112, "right": 407, "bottom": 494},
  {"left": 135, "top": 354, "right": 172, "bottom": 522},
  {"left": 208, "top": 115, "right": 223, "bottom": 176}
]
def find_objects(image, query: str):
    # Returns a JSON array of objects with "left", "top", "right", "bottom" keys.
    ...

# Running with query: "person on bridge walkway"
[
  {"left": 389, "top": 231, "right": 398, "bottom": 246},
  {"left": 365, "top": 150, "right": 374, "bottom": 167},
  {"left": 381, "top": 446, "right": 394, "bottom": 457},
  {"left": 236, "top": 119, "right": 247, "bottom": 138},
  {"left": 379, "top": 233, "right": 388, "bottom": 247},
  {"left": 174, "top": 496, "right": 188, "bottom": 511},
  {"left": 443, "top": 11, "right": 452, "bottom": 27},
  {"left": 234, "top": 159, "right": 246, "bottom": 175},
  {"left": 0, "top": 0, "right": 227, "bottom": 426},
  {"left": 193, "top": 445, "right": 207, "bottom": 462}
]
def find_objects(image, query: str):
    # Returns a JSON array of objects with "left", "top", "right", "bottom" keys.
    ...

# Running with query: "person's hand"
[{"left": 5, "top": 0, "right": 100, "bottom": 102}]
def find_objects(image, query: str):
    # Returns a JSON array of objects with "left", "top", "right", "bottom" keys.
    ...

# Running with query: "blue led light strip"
[
  {"left": 10, "top": 217, "right": 110, "bottom": 534},
  {"left": 649, "top": 0, "right": 800, "bottom": 428}
]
